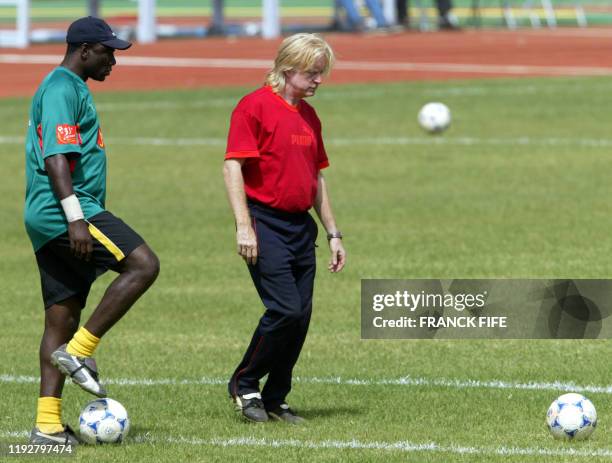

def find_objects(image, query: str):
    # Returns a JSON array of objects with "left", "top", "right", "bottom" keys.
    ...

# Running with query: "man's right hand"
[
  {"left": 236, "top": 224, "right": 258, "bottom": 265},
  {"left": 68, "top": 220, "right": 93, "bottom": 261}
]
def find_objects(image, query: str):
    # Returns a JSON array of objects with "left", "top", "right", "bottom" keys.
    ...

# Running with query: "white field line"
[
  {"left": 9, "top": 84, "right": 612, "bottom": 114},
  {"left": 1, "top": 431, "right": 611, "bottom": 458},
  {"left": 95, "top": 98, "right": 237, "bottom": 111},
  {"left": 2, "top": 54, "right": 612, "bottom": 77},
  {"left": 114, "top": 136, "right": 226, "bottom": 146},
  {"left": 0, "top": 431, "right": 28, "bottom": 438},
  {"left": 0, "top": 87, "right": 571, "bottom": 114},
  {"left": 0, "top": 136, "right": 22, "bottom": 144},
  {"left": 164, "top": 436, "right": 612, "bottom": 458},
  {"left": 88, "top": 86, "right": 544, "bottom": 111},
  {"left": 326, "top": 136, "right": 612, "bottom": 148},
  {"left": 1, "top": 85, "right": 608, "bottom": 115},
  {"left": 520, "top": 28, "right": 612, "bottom": 39},
  {"left": 4, "top": 87, "right": 532, "bottom": 113},
  {"left": 4, "top": 373, "right": 612, "bottom": 395},
  {"left": 5, "top": 135, "right": 612, "bottom": 148},
  {"left": 58, "top": 86, "right": 591, "bottom": 112},
  {"left": 160, "top": 435, "right": 612, "bottom": 458}
]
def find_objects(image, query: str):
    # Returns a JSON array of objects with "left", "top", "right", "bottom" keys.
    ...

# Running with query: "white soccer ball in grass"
[
  {"left": 546, "top": 393, "right": 597, "bottom": 440},
  {"left": 79, "top": 398, "right": 130, "bottom": 444},
  {"left": 418, "top": 102, "right": 451, "bottom": 134}
]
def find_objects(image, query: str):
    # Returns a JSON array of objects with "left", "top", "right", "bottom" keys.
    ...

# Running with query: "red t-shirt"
[{"left": 225, "top": 86, "right": 329, "bottom": 213}]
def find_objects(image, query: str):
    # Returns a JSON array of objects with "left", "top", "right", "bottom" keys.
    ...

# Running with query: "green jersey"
[{"left": 24, "top": 66, "right": 107, "bottom": 251}]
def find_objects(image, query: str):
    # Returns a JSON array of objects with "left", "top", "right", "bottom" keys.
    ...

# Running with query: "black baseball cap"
[{"left": 66, "top": 16, "right": 132, "bottom": 50}]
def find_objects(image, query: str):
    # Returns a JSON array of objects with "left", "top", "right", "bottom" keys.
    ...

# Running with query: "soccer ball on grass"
[
  {"left": 79, "top": 398, "right": 130, "bottom": 444},
  {"left": 546, "top": 393, "right": 597, "bottom": 440},
  {"left": 418, "top": 102, "right": 451, "bottom": 134}
]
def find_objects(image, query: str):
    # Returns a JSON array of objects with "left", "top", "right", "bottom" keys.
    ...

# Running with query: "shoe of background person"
[
  {"left": 50, "top": 344, "right": 107, "bottom": 397},
  {"left": 30, "top": 425, "right": 81, "bottom": 445},
  {"left": 234, "top": 393, "right": 269, "bottom": 423},
  {"left": 439, "top": 13, "right": 461, "bottom": 30},
  {"left": 268, "top": 403, "right": 306, "bottom": 425}
]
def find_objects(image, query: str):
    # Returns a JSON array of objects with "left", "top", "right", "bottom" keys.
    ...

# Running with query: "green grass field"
[{"left": 2, "top": 77, "right": 612, "bottom": 462}]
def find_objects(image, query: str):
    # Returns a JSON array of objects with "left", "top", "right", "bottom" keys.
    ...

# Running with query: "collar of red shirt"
[{"left": 265, "top": 85, "right": 300, "bottom": 113}]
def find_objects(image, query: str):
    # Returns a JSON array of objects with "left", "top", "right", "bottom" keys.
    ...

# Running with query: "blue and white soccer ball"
[
  {"left": 546, "top": 393, "right": 597, "bottom": 440},
  {"left": 79, "top": 398, "right": 130, "bottom": 444},
  {"left": 418, "top": 102, "right": 451, "bottom": 134}
]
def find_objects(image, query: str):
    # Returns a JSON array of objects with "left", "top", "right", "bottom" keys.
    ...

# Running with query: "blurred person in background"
[
  {"left": 396, "top": 0, "right": 460, "bottom": 30},
  {"left": 336, "top": 0, "right": 389, "bottom": 30}
]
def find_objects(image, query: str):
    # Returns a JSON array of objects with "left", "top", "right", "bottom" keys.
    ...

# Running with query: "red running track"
[{"left": 1, "top": 28, "right": 612, "bottom": 97}]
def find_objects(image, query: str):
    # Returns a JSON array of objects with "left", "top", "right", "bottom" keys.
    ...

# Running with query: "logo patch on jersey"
[
  {"left": 97, "top": 128, "right": 105, "bottom": 148},
  {"left": 291, "top": 124, "right": 315, "bottom": 146},
  {"left": 56, "top": 124, "right": 81, "bottom": 145},
  {"left": 291, "top": 134, "right": 313, "bottom": 147}
]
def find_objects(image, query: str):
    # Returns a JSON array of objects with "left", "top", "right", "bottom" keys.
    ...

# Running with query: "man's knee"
[
  {"left": 264, "top": 304, "right": 309, "bottom": 329},
  {"left": 283, "top": 310, "right": 304, "bottom": 324},
  {"left": 124, "top": 244, "right": 160, "bottom": 285},
  {"left": 45, "top": 298, "right": 81, "bottom": 333},
  {"left": 138, "top": 250, "right": 160, "bottom": 285}
]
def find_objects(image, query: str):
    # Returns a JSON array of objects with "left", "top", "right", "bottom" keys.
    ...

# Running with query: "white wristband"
[{"left": 60, "top": 194, "right": 84, "bottom": 223}]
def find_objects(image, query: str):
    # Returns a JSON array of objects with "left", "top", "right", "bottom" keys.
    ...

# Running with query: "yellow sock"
[
  {"left": 66, "top": 326, "right": 100, "bottom": 358},
  {"left": 36, "top": 397, "right": 64, "bottom": 434}
]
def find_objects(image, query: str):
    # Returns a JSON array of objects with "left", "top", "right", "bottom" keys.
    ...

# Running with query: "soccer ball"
[
  {"left": 79, "top": 398, "right": 130, "bottom": 444},
  {"left": 546, "top": 393, "right": 597, "bottom": 440},
  {"left": 418, "top": 102, "right": 451, "bottom": 134}
]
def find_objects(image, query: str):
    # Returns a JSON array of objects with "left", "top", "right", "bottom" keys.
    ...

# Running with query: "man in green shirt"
[{"left": 25, "top": 17, "right": 160, "bottom": 445}]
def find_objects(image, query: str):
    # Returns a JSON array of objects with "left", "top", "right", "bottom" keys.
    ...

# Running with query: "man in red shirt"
[{"left": 223, "top": 33, "right": 346, "bottom": 424}]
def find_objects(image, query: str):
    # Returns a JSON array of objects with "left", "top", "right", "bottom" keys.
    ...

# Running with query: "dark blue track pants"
[{"left": 229, "top": 201, "right": 318, "bottom": 410}]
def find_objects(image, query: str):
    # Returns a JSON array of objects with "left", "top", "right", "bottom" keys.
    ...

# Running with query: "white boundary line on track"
[
  {"left": 5, "top": 135, "right": 612, "bottom": 148},
  {"left": 1, "top": 430, "right": 611, "bottom": 458},
  {"left": 3, "top": 373, "right": 612, "bottom": 394},
  {"left": 2, "top": 54, "right": 612, "bottom": 77},
  {"left": 520, "top": 28, "right": 612, "bottom": 39}
]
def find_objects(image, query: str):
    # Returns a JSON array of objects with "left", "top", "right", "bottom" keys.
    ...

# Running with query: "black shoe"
[
  {"left": 268, "top": 403, "right": 306, "bottom": 425},
  {"left": 234, "top": 393, "right": 269, "bottom": 423},
  {"left": 30, "top": 425, "right": 81, "bottom": 445}
]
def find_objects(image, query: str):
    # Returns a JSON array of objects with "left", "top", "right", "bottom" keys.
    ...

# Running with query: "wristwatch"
[{"left": 326, "top": 231, "right": 343, "bottom": 240}]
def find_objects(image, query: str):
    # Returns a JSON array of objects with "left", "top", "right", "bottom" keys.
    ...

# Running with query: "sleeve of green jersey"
[{"left": 40, "top": 82, "right": 84, "bottom": 160}]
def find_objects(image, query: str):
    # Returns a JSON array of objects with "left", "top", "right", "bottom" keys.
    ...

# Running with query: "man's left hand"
[{"left": 328, "top": 238, "right": 346, "bottom": 273}]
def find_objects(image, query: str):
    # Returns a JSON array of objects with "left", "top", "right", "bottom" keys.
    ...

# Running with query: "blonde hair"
[{"left": 265, "top": 33, "right": 335, "bottom": 93}]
